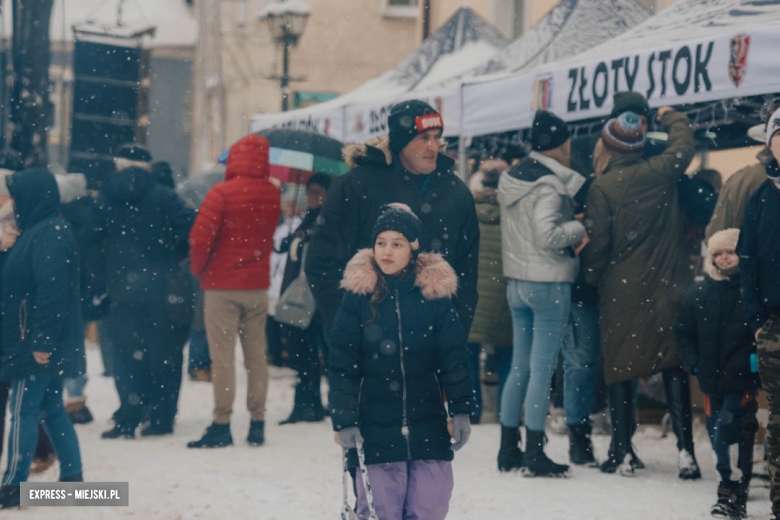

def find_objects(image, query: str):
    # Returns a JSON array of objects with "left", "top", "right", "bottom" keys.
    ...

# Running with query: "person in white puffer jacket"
[{"left": 496, "top": 109, "right": 587, "bottom": 478}]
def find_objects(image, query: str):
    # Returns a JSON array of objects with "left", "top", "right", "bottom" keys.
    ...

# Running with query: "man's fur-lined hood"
[
  {"left": 340, "top": 248, "right": 458, "bottom": 300},
  {"left": 343, "top": 135, "right": 450, "bottom": 169},
  {"left": 705, "top": 228, "right": 740, "bottom": 282}
]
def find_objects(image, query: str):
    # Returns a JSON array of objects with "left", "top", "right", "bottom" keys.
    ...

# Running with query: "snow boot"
[
  {"left": 140, "top": 424, "right": 174, "bottom": 437},
  {"left": 0, "top": 485, "right": 20, "bottom": 509},
  {"left": 279, "top": 405, "right": 323, "bottom": 425},
  {"left": 101, "top": 424, "right": 135, "bottom": 439},
  {"left": 66, "top": 398, "right": 94, "bottom": 425},
  {"left": 497, "top": 426, "right": 524, "bottom": 472},
  {"left": 678, "top": 449, "right": 702, "bottom": 480},
  {"left": 601, "top": 381, "right": 637, "bottom": 476},
  {"left": 60, "top": 473, "right": 83, "bottom": 482},
  {"left": 187, "top": 422, "right": 233, "bottom": 449},
  {"left": 600, "top": 439, "right": 635, "bottom": 477},
  {"left": 663, "top": 367, "right": 700, "bottom": 479},
  {"left": 568, "top": 423, "right": 598, "bottom": 467},
  {"left": 247, "top": 421, "right": 265, "bottom": 446},
  {"left": 711, "top": 480, "right": 741, "bottom": 519},
  {"left": 522, "top": 430, "right": 570, "bottom": 478}
]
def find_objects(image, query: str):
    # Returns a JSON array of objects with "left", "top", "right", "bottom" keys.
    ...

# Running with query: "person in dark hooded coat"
[
  {"left": 0, "top": 168, "right": 85, "bottom": 509},
  {"left": 81, "top": 145, "right": 195, "bottom": 439}
]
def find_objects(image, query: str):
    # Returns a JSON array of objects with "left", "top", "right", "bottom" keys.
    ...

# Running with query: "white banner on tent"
[
  {"left": 463, "top": 26, "right": 780, "bottom": 137},
  {"left": 249, "top": 105, "right": 346, "bottom": 141},
  {"left": 343, "top": 87, "right": 461, "bottom": 143}
]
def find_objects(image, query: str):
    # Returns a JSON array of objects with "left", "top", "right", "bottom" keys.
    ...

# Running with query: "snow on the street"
[{"left": 3, "top": 343, "right": 771, "bottom": 520}]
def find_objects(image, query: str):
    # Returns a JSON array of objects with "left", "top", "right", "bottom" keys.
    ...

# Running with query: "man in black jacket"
[
  {"left": 81, "top": 145, "right": 195, "bottom": 439},
  {"left": 738, "top": 107, "right": 780, "bottom": 520},
  {"left": 305, "top": 100, "right": 480, "bottom": 337}
]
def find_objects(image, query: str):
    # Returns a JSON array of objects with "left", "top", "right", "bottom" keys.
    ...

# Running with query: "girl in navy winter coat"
[
  {"left": 328, "top": 203, "right": 474, "bottom": 520},
  {"left": 675, "top": 228, "right": 759, "bottom": 519}
]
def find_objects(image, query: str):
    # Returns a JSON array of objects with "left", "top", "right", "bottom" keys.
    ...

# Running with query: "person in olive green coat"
[
  {"left": 466, "top": 163, "right": 513, "bottom": 425},
  {"left": 582, "top": 107, "right": 698, "bottom": 478}
]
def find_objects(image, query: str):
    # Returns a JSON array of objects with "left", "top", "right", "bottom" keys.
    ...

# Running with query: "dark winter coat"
[
  {"left": 190, "top": 135, "right": 281, "bottom": 290},
  {"left": 706, "top": 148, "right": 773, "bottom": 242},
  {"left": 675, "top": 249, "right": 758, "bottom": 396},
  {"left": 737, "top": 171, "right": 780, "bottom": 333},
  {"left": 328, "top": 249, "right": 474, "bottom": 466},
  {"left": 279, "top": 207, "right": 320, "bottom": 295},
  {"left": 305, "top": 135, "right": 480, "bottom": 336},
  {"left": 466, "top": 174, "right": 513, "bottom": 347},
  {"left": 81, "top": 166, "right": 195, "bottom": 303},
  {"left": 61, "top": 195, "right": 109, "bottom": 321},
  {"left": 581, "top": 111, "right": 696, "bottom": 384},
  {"left": 0, "top": 169, "right": 85, "bottom": 381}
]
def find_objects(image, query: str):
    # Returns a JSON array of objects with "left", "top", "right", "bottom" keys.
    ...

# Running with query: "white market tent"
[
  {"left": 461, "top": 0, "right": 780, "bottom": 138},
  {"left": 0, "top": 0, "right": 198, "bottom": 48},
  {"left": 250, "top": 0, "right": 650, "bottom": 144},
  {"left": 249, "top": 6, "right": 509, "bottom": 142},
  {"left": 435, "top": 0, "right": 650, "bottom": 86}
]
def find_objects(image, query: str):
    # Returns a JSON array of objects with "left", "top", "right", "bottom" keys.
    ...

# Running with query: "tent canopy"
[
  {"left": 250, "top": 6, "right": 507, "bottom": 140},
  {"left": 461, "top": 0, "right": 780, "bottom": 143},
  {"left": 439, "top": 0, "right": 650, "bottom": 86}
]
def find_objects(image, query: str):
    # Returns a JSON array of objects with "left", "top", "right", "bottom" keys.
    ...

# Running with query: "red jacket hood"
[{"left": 225, "top": 135, "right": 270, "bottom": 181}]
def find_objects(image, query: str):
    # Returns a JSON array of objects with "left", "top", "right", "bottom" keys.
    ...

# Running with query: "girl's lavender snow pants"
[{"left": 356, "top": 459, "right": 453, "bottom": 520}]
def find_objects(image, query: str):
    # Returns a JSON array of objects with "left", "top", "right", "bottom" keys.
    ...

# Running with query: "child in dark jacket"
[
  {"left": 675, "top": 228, "right": 759, "bottom": 519},
  {"left": 328, "top": 203, "right": 474, "bottom": 520}
]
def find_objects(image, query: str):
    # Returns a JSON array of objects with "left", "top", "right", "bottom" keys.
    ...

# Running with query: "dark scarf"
[{"left": 715, "top": 264, "right": 740, "bottom": 280}]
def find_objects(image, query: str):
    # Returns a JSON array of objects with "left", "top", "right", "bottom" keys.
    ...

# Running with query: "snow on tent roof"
[
  {"left": 332, "top": 6, "right": 509, "bottom": 104},
  {"left": 563, "top": 0, "right": 780, "bottom": 64},
  {"left": 1, "top": 0, "right": 198, "bottom": 48},
  {"left": 434, "top": 0, "right": 649, "bottom": 87}
]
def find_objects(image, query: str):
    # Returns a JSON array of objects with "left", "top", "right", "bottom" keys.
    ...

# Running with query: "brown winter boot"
[
  {"left": 189, "top": 368, "right": 212, "bottom": 382},
  {"left": 29, "top": 454, "right": 56, "bottom": 474}
]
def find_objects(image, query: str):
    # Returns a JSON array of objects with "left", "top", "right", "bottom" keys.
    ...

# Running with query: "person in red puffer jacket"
[{"left": 188, "top": 134, "right": 281, "bottom": 449}]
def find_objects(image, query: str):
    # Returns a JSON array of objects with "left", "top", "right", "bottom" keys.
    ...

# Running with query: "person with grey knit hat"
[
  {"left": 305, "top": 100, "right": 480, "bottom": 343},
  {"left": 737, "top": 105, "right": 780, "bottom": 520},
  {"left": 583, "top": 106, "right": 698, "bottom": 479},
  {"left": 496, "top": 109, "right": 588, "bottom": 478}
]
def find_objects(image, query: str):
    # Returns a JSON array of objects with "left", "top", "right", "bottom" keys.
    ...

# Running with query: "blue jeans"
[
  {"left": 563, "top": 302, "right": 601, "bottom": 426},
  {"left": 188, "top": 329, "right": 211, "bottom": 372},
  {"left": 466, "top": 343, "right": 483, "bottom": 419},
  {"left": 705, "top": 391, "right": 756, "bottom": 482},
  {"left": 3, "top": 377, "right": 82, "bottom": 485},
  {"left": 500, "top": 280, "right": 572, "bottom": 431},
  {"left": 64, "top": 375, "right": 87, "bottom": 399}
]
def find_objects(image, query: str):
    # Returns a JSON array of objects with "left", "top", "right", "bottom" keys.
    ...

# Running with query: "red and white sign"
[{"left": 414, "top": 114, "right": 444, "bottom": 132}]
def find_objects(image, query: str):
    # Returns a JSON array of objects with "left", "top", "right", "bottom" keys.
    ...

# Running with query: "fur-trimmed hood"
[
  {"left": 705, "top": 228, "right": 740, "bottom": 281},
  {"left": 340, "top": 248, "right": 458, "bottom": 300},
  {"left": 343, "top": 135, "right": 450, "bottom": 170}
]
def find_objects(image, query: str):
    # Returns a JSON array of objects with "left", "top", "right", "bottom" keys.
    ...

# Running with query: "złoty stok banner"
[{"left": 462, "top": 26, "right": 780, "bottom": 137}]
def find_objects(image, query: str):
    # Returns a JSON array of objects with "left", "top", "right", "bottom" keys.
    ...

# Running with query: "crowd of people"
[{"left": 0, "top": 92, "right": 776, "bottom": 520}]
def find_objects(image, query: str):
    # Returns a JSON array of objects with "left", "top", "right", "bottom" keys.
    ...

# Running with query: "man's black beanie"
[
  {"left": 388, "top": 100, "right": 443, "bottom": 155},
  {"left": 531, "top": 110, "right": 570, "bottom": 152}
]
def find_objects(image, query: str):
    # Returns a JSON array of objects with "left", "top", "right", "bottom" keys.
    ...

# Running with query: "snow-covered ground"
[{"left": 3, "top": 343, "right": 772, "bottom": 519}]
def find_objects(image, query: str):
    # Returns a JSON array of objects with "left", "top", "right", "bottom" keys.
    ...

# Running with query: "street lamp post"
[{"left": 261, "top": 0, "right": 311, "bottom": 112}]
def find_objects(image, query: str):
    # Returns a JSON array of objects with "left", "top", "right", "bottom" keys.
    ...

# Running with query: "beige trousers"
[{"left": 204, "top": 289, "right": 269, "bottom": 424}]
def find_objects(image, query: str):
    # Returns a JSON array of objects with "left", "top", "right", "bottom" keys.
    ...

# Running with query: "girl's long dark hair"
[{"left": 368, "top": 258, "right": 389, "bottom": 322}]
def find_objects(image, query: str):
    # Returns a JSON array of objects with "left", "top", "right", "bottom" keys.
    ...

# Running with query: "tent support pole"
[{"left": 458, "top": 134, "right": 467, "bottom": 182}]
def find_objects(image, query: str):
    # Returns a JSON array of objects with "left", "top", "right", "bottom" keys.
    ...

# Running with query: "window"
[{"left": 382, "top": 0, "right": 419, "bottom": 18}]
